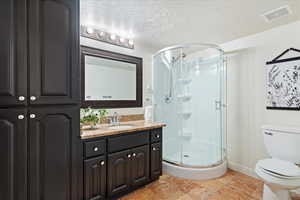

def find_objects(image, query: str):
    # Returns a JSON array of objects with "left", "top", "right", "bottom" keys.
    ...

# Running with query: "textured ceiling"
[{"left": 80, "top": 0, "right": 300, "bottom": 51}]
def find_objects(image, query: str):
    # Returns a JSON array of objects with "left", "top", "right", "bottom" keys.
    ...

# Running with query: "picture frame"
[{"left": 266, "top": 48, "right": 300, "bottom": 110}]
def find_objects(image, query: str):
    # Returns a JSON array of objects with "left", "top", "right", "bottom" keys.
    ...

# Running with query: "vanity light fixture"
[{"left": 80, "top": 25, "right": 134, "bottom": 49}]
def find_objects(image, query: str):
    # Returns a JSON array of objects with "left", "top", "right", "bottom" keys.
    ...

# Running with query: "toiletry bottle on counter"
[{"left": 144, "top": 105, "right": 153, "bottom": 122}]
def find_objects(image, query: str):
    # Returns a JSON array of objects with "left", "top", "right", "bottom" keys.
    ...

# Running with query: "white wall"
[
  {"left": 81, "top": 37, "right": 153, "bottom": 116},
  {"left": 221, "top": 20, "right": 300, "bottom": 177}
]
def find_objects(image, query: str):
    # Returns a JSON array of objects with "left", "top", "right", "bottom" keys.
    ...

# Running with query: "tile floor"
[{"left": 120, "top": 169, "right": 300, "bottom": 200}]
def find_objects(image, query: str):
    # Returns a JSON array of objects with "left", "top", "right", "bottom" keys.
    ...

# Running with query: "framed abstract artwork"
[{"left": 266, "top": 48, "right": 300, "bottom": 110}]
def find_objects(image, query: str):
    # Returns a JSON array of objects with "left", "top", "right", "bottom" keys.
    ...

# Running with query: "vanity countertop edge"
[{"left": 80, "top": 120, "right": 166, "bottom": 139}]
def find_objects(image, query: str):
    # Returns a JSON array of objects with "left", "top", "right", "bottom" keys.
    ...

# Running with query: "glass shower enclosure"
[{"left": 153, "top": 44, "right": 226, "bottom": 168}]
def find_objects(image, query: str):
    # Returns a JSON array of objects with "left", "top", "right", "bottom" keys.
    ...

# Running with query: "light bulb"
[
  {"left": 110, "top": 34, "right": 116, "bottom": 40},
  {"left": 86, "top": 27, "right": 94, "bottom": 34},
  {"left": 99, "top": 31, "right": 105, "bottom": 37},
  {"left": 120, "top": 37, "right": 125, "bottom": 43},
  {"left": 128, "top": 39, "right": 134, "bottom": 46}
]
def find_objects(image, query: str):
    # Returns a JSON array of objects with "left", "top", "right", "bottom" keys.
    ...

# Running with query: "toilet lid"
[{"left": 257, "top": 159, "right": 300, "bottom": 178}]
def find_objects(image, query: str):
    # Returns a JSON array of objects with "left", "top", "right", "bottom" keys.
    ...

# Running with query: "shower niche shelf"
[
  {"left": 178, "top": 111, "right": 192, "bottom": 118},
  {"left": 181, "top": 130, "right": 192, "bottom": 137},
  {"left": 177, "top": 94, "right": 192, "bottom": 101},
  {"left": 177, "top": 78, "right": 192, "bottom": 85}
]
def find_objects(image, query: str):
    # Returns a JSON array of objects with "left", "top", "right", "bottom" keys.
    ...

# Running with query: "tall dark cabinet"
[
  {"left": 0, "top": 0, "right": 27, "bottom": 107},
  {"left": 0, "top": 0, "right": 81, "bottom": 200}
]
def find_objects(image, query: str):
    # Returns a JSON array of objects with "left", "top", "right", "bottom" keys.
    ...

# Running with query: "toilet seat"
[
  {"left": 255, "top": 159, "right": 300, "bottom": 189},
  {"left": 258, "top": 167, "right": 300, "bottom": 180},
  {"left": 257, "top": 159, "right": 300, "bottom": 179}
]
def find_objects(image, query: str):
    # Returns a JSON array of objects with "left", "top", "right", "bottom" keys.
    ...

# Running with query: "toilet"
[{"left": 256, "top": 125, "right": 300, "bottom": 200}]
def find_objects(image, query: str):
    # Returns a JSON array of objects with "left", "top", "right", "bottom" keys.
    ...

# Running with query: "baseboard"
[{"left": 228, "top": 161, "right": 257, "bottom": 178}]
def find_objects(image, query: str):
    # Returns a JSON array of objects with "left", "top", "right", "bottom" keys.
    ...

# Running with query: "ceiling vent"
[{"left": 262, "top": 5, "right": 292, "bottom": 22}]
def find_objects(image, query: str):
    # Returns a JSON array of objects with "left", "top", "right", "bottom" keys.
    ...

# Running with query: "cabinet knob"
[
  {"left": 18, "top": 96, "right": 25, "bottom": 101},
  {"left": 18, "top": 115, "right": 25, "bottom": 120},
  {"left": 153, "top": 147, "right": 156, "bottom": 151},
  {"left": 30, "top": 96, "right": 37, "bottom": 101},
  {"left": 156, "top": 134, "right": 160, "bottom": 138},
  {"left": 133, "top": 153, "right": 136, "bottom": 157},
  {"left": 100, "top": 161, "right": 105, "bottom": 166},
  {"left": 30, "top": 114, "right": 36, "bottom": 119},
  {"left": 93, "top": 147, "right": 99, "bottom": 152},
  {"left": 127, "top": 154, "right": 131, "bottom": 158}
]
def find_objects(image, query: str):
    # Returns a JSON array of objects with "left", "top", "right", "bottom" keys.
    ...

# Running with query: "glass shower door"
[{"left": 180, "top": 58, "right": 223, "bottom": 167}]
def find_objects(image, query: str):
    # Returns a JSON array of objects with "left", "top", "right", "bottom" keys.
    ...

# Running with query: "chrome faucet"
[{"left": 110, "top": 112, "right": 120, "bottom": 126}]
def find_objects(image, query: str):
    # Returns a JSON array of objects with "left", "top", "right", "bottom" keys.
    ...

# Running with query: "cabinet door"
[
  {"left": 150, "top": 143, "right": 162, "bottom": 180},
  {"left": 131, "top": 145, "right": 149, "bottom": 187},
  {"left": 28, "top": 0, "right": 80, "bottom": 105},
  {"left": 84, "top": 156, "right": 106, "bottom": 200},
  {"left": 0, "top": 108, "right": 27, "bottom": 200},
  {"left": 107, "top": 150, "right": 131, "bottom": 197},
  {"left": 29, "top": 106, "right": 82, "bottom": 200},
  {"left": 0, "top": 0, "right": 27, "bottom": 106}
]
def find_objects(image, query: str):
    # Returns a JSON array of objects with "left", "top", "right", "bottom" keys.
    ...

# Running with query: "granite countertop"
[{"left": 80, "top": 120, "right": 166, "bottom": 139}]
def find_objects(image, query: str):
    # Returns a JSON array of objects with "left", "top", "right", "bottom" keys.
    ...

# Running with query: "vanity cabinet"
[
  {"left": 107, "top": 150, "right": 131, "bottom": 197},
  {"left": 151, "top": 142, "right": 162, "bottom": 179},
  {"left": 82, "top": 128, "right": 163, "bottom": 200},
  {"left": 131, "top": 145, "right": 150, "bottom": 187},
  {"left": 84, "top": 156, "right": 107, "bottom": 200},
  {"left": 107, "top": 145, "right": 149, "bottom": 197}
]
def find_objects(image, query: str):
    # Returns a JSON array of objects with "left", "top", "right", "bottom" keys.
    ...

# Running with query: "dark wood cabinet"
[
  {"left": 0, "top": 109, "right": 27, "bottom": 200},
  {"left": 0, "top": 0, "right": 80, "bottom": 107},
  {"left": 131, "top": 145, "right": 150, "bottom": 187},
  {"left": 0, "top": 0, "right": 81, "bottom": 199},
  {"left": 0, "top": 0, "right": 27, "bottom": 107},
  {"left": 28, "top": 106, "right": 82, "bottom": 200},
  {"left": 107, "top": 150, "right": 131, "bottom": 197},
  {"left": 151, "top": 142, "right": 162, "bottom": 180},
  {"left": 83, "top": 128, "right": 163, "bottom": 199},
  {"left": 84, "top": 156, "right": 106, "bottom": 200},
  {"left": 28, "top": 0, "right": 80, "bottom": 105}
]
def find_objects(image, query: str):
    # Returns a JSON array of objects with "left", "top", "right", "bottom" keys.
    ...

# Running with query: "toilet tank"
[{"left": 262, "top": 125, "right": 300, "bottom": 164}]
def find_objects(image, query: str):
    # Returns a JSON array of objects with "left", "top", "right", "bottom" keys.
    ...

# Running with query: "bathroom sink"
[{"left": 108, "top": 125, "right": 134, "bottom": 130}]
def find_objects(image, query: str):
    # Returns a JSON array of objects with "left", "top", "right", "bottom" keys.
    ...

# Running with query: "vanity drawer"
[
  {"left": 108, "top": 131, "right": 149, "bottom": 153},
  {"left": 84, "top": 140, "right": 106, "bottom": 158},
  {"left": 151, "top": 128, "right": 162, "bottom": 143}
]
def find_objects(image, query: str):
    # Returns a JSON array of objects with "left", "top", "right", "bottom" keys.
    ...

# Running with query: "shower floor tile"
[{"left": 119, "top": 169, "right": 300, "bottom": 200}]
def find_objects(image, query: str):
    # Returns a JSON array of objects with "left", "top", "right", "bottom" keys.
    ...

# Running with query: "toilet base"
[{"left": 263, "top": 184, "right": 291, "bottom": 200}]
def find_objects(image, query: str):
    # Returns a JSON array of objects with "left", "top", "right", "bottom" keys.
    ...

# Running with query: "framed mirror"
[{"left": 81, "top": 46, "right": 143, "bottom": 108}]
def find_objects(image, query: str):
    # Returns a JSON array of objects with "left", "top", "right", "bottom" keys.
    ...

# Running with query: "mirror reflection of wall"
[
  {"left": 81, "top": 46, "right": 143, "bottom": 108},
  {"left": 85, "top": 55, "right": 137, "bottom": 101}
]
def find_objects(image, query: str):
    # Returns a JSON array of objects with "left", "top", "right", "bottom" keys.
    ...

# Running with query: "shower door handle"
[{"left": 215, "top": 101, "right": 221, "bottom": 110}]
